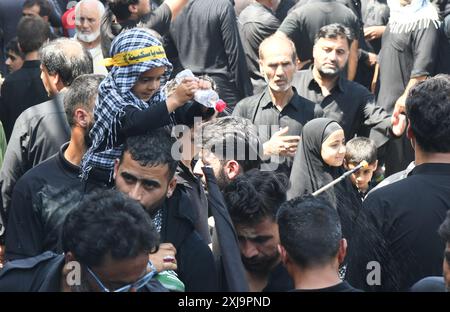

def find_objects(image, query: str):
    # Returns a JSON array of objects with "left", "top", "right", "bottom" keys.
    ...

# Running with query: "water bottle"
[{"left": 174, "top": 69, "right": 227, "bottom": 113}]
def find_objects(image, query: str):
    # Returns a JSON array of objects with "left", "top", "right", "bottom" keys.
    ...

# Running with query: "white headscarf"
[{"left": 387, "top": 0, "right": 440, "bottom": 33}]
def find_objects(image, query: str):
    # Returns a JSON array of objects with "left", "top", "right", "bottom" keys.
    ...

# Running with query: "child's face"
[
  {"left": 132, "top": 66, "right": 165, "bottom": 101},
  {"left": 321, "top": 129, "right": 346, "bottom": 167},
  {"left": 346, "top": 161, "right": 377, "bottom": 192}
]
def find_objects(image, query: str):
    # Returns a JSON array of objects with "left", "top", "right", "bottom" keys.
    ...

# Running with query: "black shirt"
[
  {"left": 278, "top": 0, "right": 359, "bottom": 62},
  {"left": 5, "top": 143, "right": 86, "bottom": 261},
  {"left": 238, "top": 2, "right": 280, "bottom": 94},
  {"left": 168, "top": 0, "right": 252, "bottom": 107},
  {"left": 292, "top": 68, "right": 393, "bottom": 147},
  {"left": 291, "top": 281, "right": 362, "bottom": 292},
  {"left": 346, "top": 163, "right": 450, "bottom": 291},
  {"left": 0, "top": 93, "right": 70, "bottom": 223},
  {"left": 263, "top": 262, "right": 295, "bottom": 292},
  {"left": 376, "top": 22, "right": 440, "bottom": 113},
  {"left": 0, "top": 60, "right": 50, "bottom": 141},
  {"left": 233, "top": 88, "right": 320, "bottom": 171},
  {"left": 0, "top": 251, "right": 168, "bottom": 292}
]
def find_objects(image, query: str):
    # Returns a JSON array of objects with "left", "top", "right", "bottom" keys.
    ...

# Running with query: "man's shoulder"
[
  {"left": 17, "top": 96, "right": 65, "bottom": 124},
  {"left": 14, "top": 153, "right": 59, "bottom": 190},
  {"left": 0, "top": 251, "right": 63, "bottom": 292}
]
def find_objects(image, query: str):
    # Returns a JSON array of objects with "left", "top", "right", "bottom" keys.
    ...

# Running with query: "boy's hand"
[{"left": 166, "top": 77, "right": 198, "bottom": 112}]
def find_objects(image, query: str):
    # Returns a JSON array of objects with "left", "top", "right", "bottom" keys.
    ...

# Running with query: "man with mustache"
[{"left": 233, "top": 33, "right": 319, "bottom": 176}]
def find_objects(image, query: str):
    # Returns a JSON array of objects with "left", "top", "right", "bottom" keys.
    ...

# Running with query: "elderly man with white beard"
[{"left": 75, "top": 0, "right": 108, "bottom": 75}]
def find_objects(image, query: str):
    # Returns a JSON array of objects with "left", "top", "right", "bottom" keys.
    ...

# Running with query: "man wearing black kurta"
[
  {"left": 346, "top": 75, "right": 450, "bottom": 291},
  {"left": 376, "top": 0, "right": 440, "bottom": 175}
]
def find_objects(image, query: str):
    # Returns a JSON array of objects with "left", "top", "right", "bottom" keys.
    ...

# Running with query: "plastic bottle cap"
[{"left": 215, "top": 100, "right": 227, "bottom": 113}]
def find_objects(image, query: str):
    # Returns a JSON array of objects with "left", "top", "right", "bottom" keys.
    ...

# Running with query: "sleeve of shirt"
[
  {"left": 0, "top": 119, "right": 27, "bottom": 215},
  {"left": 410, "top": 23, "right": 440, "bottom": 78},
  {"left": 219, "top": 3, "right": 253, "bottom": 98},
  {"left": 360, "top": 89, "right": 392, "bottom": 148},
  {"left": 142, "top": 3, "right": 173, "bottom": 36},
  {"left": 4, "top": 179, "right": 44, "bottom": 261},
  {"left": 119, "top": 102, "right": 172, "bottom": 137}
]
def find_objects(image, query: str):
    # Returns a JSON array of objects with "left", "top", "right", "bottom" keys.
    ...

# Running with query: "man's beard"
[
  {"left": 317, "top": 63, "right": 341, "bottom": 79},
  {"left": 76, "top": 29, "right": 100, "bottom": 44},
  {"left": 241, "top": 252, "right": 280, "bottom": 275},
  {"left": 217, "top": 167, "right": 232, "bottom": 191}
]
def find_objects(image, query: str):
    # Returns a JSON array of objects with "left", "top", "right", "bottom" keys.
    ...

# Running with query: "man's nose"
[
  {"left": 241, "top": 240, "right": 258, "bottom": 258},
  {"left": 128, "top": 184, "right": 143, "bottom": 201}
]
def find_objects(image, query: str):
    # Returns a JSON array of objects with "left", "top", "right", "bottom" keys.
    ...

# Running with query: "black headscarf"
[
  {"left": 287, "top": 118, "right": 343, "bottom": 203},
  {"left": 287, "top": 118, "right": 361, "bottom": 240}
]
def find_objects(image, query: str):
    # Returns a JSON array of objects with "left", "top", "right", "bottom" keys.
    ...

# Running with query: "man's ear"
[
  {"left": 113, "top": 158, "right": 120, "bottom": 180},
  {"left": 128, "top": 3, "right": 138, "bottom": 14},
  {"left": 278, "top": 244, "right": 288, "bottom": 265},
  {"left": 406, "top": 122, "right": 414, "bottom": 140},
  {"left": 224, "top": 160, "right": 240, "bottom": 180},
  {"left": 166, "top": 176, "right": 177, "bottom": 198},
  {"left": 74, "top": 108, "right": 90, "bottom": 128},
  {"left": 337, "top": 238, "right": 347, "bottom": 265}
]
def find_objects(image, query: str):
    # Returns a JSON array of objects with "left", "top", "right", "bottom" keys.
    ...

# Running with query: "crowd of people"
[{"left": 0, "top": 0, "right": 449, "bottom": 293}]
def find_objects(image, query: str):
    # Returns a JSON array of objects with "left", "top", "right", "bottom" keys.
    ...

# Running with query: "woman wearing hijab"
[
  {"left": 287, "top": 118, "right": 361, "bottom": 240},
  {"left": 80, "top": 27, "right": 200, "bottom": 183}
]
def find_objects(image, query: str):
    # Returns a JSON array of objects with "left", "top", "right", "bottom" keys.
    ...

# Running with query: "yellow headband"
[{"left": 103, "top": 46, "right": 167, "bottom": 67}]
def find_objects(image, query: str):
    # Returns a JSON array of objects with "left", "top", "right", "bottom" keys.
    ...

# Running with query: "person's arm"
[
  {"left": 392, "top": 23, "right": 440, "bottom": 117},
  {"left": 119, "top": 104, "right": 172, "bottom": 137},
  {"left": 347, "top": 38, "right": 359, "bottom": 81}
]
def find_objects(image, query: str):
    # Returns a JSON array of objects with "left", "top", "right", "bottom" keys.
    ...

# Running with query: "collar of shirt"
[
  {"left": 306, "top": 67, "right": 347, "bottom": 95},
  {"left": 59, "top": 142, "right": 81, "bottom": 175},
  {"left": 260, "top": 87, "right": 303, "bottom": 112},
  {"left": 411, "top": 163, "right": 450, "bottom": 176}
]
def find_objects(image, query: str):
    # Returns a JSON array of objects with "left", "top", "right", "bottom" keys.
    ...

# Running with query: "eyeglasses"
[{"left": 86, "top": 260, "right": 157, "bottom": 292}]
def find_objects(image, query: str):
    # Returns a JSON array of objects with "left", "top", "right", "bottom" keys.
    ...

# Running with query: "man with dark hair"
[
  {"left": 4, "top": 74, "right": 103, "bottom": 261},
  {"left": 277, "top": 0, "right": 360, "bottom": 79},
  {"left": 233, "top": 33, "right": 318, "bottom": 175},
  {"left": 101, "top": 0, "right": 188, "bottom": 57},
  {"left": 0, "top": 15, "right": 50, "bottom": 140},
  {"left": 113, "top": 130, "right": 218, "bottom": 292},
  {"left": 0, "top": 189, "right": 168, "bottom": 292},
  {"left": 346, "top": 74, "right": 450, "bottom": 291},
  {"left": 0, "top": 38, "right": 93, "bottom": 240},
  {"left": 292, "top": 23, "right": 405, "bottom": 147},
  {"left": 22, "top": 0, "right": 51, "bottom": 22},
  {"left": 4, "top": 38, "right": 25, "bottom": 73},
  {"left": 193, "top": 116, "right": 262, "bottom": 190},
  {"left": 223, "top": 169, "right": 293, "bottom": 292},
  {"left": 277, "top": 195, "right": 361, "bottom": 291}
]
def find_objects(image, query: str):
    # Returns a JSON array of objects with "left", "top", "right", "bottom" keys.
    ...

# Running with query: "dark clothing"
[
  {"left": 0, "top": 0, "right": 25, "bottom": 75},
  {"left": 0, "top": 251, "right": 168, "bottom": 292},
  {"left": 233, "top": 88, "right": 319, "bottom": 173},
  {"left": 160, "top": 187, "right": 219, "bottom": 292},
  {"left": 376, "top": 19, "right": 440, "bottom": 176},
  {"left": 169, "top": 0, "right": 252, "bottom": 110},
  {"left": 176, "top": 162, "right": 211, "bottom": 244},
  {"left": 291, "top": 281, "right": 362, "bottom": 292},
  {"left": 292, "top": 68, "right": 393, "bottom": 147},
  {"left": 361, "top": 0, "right": 390, "bottom": 53},
  {"left": 278, "top": 0, "right": 359, "bottom": 63},
  {"left": 287, "top": 118, "right": 362, "bottom": 240},
  {"left": 275, "top": 0, "right": 297, "bottom": 22},
  {"left": 203, "top": 167, "right": 249, "bottom": 292},
  {"left": 410, "top": 276, "right": 446, "bottom": 292},
  {"left": 0, "top": 61, "right": 50, "bottom": 141},
  {"left": 346, "top": 163, "right": 450, "bottom": 291},
  {"left": 119, "top": 104, "right": 171, "bottom": 138},
  {"left": 0, "top": 93, "right": 70, "bottom": 229},
  {"left": 437, "top": 15, "right": 450, "bottom": 75},
  {"left": 377, "top": 24, "right": 440, "bottom": 114},
  {"left": 100, "top": 3, "right": 172, "bottom": 58},
  {"left": 238, "top": 3, "right": 280, "bottom": 94},
  {"left": 263, "top": 262, "right": 295, "bottom": 292},
  {"left": 5, "top": 143, "right": 87, "bottom": 261}
]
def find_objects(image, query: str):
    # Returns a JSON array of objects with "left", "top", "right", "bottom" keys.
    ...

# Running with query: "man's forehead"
[
  {"left": 236, "top": 219, "right": 278, "bottom": 238},
  {"left": 120, "top": 152, "right": 169, "bottom": 178},
  {"left": 316, "top": 37, "right": 349, "bottom": 49}
]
